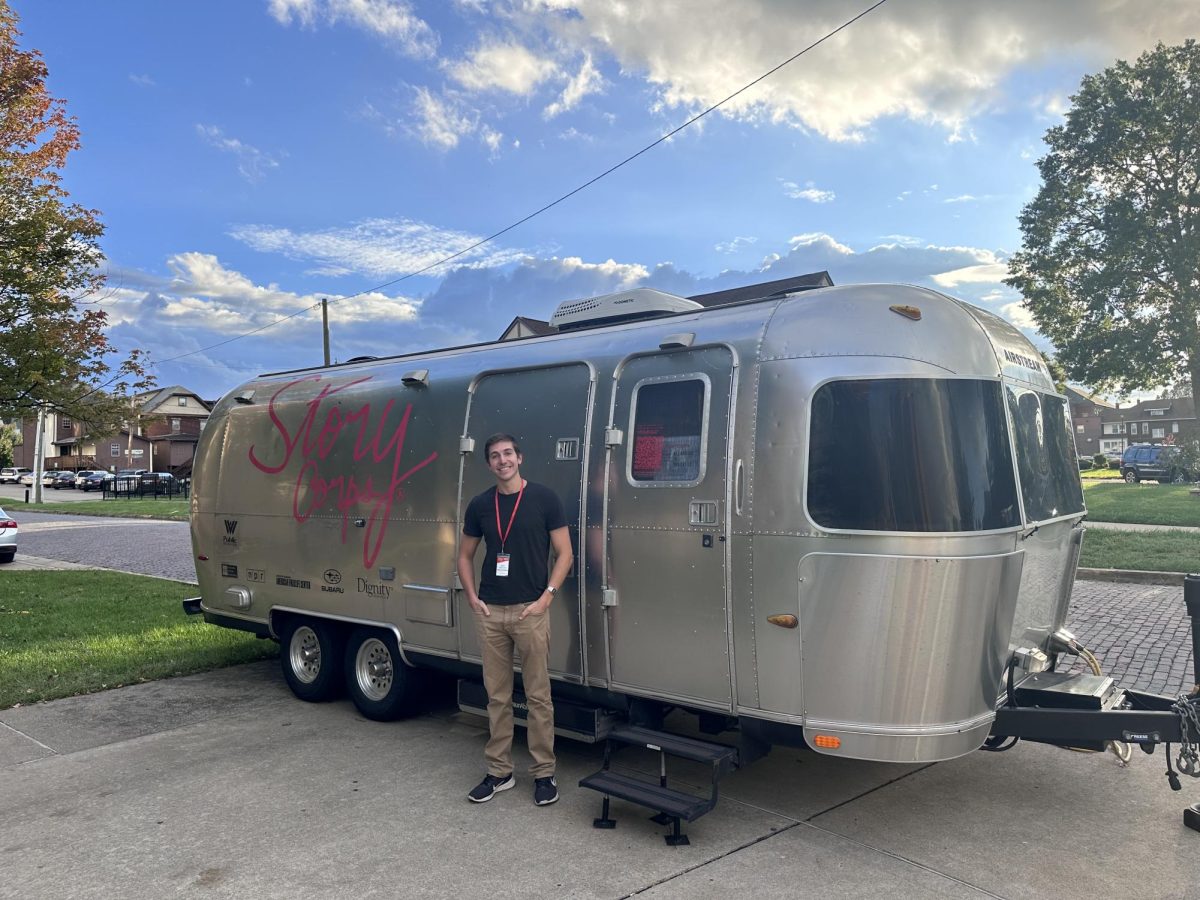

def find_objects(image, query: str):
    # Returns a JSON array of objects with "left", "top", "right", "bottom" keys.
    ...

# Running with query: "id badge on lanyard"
[{"left": 494, "top": 483, "right": 524, "bottom": 578}]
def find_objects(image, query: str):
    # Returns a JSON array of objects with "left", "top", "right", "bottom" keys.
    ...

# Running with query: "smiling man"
[{"left": 458, "top": 433, "right": 573, "bottom": 806}]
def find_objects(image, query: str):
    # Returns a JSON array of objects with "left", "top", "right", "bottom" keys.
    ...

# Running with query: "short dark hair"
[{"left": 484, "top": 432, "right": 521, "bottom": 460}]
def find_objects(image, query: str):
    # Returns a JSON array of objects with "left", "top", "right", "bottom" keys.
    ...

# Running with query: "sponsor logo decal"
[
  {"left": 321, "top": 568, "right": 345, "bottom": 594},
  {"left": 275, "top": 575, "right": 311, "bottom": 590},
  {"left": 246, "top": 375, "right": 439, "bottom": 569},
  {"left": 220, "top": 563, "right": 238, "bottom": 578},
  {"left": 356, "top": 576, "right": 392, "bottom": 598},
  {"left": 246, "top": 568, "right": 265, "bottom": 583},
  {"left": 223, "top": 519, "right": 238, "bottom": 545}
]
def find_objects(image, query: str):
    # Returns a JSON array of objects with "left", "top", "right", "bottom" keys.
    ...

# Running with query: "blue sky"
[{"left": 14, "top": 0, "right": 1200, "bottom": 400}]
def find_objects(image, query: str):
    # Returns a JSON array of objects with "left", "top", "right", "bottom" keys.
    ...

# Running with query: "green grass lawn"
[
  {"left": 11, "top": 498, "right": 188, "bottom": 521},
  {"left": 1080, "top": 467, "right": 1122, "bottom": 480},
  {"left": 1080, "top": 528, "right": 1199, "bottom": 574},
  {"left": 1083, "top": 481, "right": 1200, "bottom": 527},
  {"left": 0, "top": 571, "right": 277, "bottom": 709}
]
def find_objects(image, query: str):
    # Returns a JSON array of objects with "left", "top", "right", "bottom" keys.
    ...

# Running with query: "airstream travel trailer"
[{"left": 186, "top": 277, "right": 1200, "bottom": 841}]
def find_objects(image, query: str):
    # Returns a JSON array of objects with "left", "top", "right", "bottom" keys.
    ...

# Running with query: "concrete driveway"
[{"left": 2, "top": 657, "right": 1199, "bottom": 899}]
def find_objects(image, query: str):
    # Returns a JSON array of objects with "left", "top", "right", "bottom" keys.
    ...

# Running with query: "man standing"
[{"left": 459, "top": 433, "right": 573, "bottom": 806}]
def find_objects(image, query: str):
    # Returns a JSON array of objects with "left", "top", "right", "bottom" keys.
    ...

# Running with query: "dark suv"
[{"left": 1120, "top": 444, "right": 1194, "bottom": 483}]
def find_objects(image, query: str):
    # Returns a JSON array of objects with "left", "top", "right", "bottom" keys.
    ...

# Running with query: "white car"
[
  {"left": 75, "top": 469, "right": 108, "bottom": 488},
  {"left": 0, "top": 505, "right": 16, "bottom": 564},
  {"left": 0, "top": 467, "right": 31, "bottom": 484}
]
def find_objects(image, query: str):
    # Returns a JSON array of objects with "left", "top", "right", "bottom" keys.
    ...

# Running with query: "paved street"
[{"left": 0, "top": 508, "right": 195, "bottom": 583}]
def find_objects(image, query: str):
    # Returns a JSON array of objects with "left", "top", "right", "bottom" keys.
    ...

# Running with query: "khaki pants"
[{"left": 476, "top": 602, "right": 555, "bottom": 778}]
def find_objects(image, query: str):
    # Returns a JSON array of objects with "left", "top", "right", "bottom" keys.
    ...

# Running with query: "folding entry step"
[{"left": 578, "top": 724, "right": 739, "bottom": 845}]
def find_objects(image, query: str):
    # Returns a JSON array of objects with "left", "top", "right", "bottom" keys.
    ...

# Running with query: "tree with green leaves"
[
  {"left": 1006, "top": 40, "right": 1200, "bottom": 402},
  {"left": 0, "top": 1, "right": 151, "bottom": 435}
]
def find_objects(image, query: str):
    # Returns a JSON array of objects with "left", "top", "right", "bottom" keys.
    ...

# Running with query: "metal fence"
[{"left": 103, "top": 475, "right": 190, "bottom": 500}]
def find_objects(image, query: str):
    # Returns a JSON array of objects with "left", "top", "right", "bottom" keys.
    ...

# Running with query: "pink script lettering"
[{"left": 247, "top": 375, "right": 438, "bottom": 567}]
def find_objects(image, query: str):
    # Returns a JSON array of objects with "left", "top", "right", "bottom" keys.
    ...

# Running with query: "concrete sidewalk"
[{"left": 2, "top": 660, "right": 1199, "bottom": 899}]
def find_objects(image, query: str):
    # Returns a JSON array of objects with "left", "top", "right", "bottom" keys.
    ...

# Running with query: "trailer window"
[
  {"left": 1005, "top": 388, "right": 1085, "bottom": 522},
  {"left": 807, "top": 378, "right": 1019, "bottom": 532},
  {"left": 630, "top": 378, "right": 706, "bottom": 484}
]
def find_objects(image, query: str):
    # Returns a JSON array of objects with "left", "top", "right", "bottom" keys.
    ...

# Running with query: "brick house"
[
  {"left": 1098, "top": 396, "right": 1195, "bottom": 454},
  {"left": 1065, "top": 387, "right": 1113, "bottom": 458},
  {"left": 8, "top": 384, "right": 212, "bottom": 475}
]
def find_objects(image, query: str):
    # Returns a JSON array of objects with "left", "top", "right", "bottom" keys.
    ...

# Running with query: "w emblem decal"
[{"left": 223, "top": 520, "right": 238, "bottom": 544}]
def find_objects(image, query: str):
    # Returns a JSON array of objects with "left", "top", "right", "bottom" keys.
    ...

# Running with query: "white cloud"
[
  {"left": 411, "top": 87, "right": 475, "bottom": 150},
  {"left": 129, "top": 73, "right": 155, "bottom": 87},
  {"left": 229, "top": 218, "right": 524, "bottom": 278},
  {"left": 480, "top": 125, "right": 504, "bottom": 157},
  {"left": 1001, "top": 301, "right": 1037, "bottom": 329},
  {"left": 195, "top": 124, "right": 280, "bottom": 182},
  {"left": 931, "top": 261, "right": 1009, "bottom": 288},
  {"left": 268, "top": 0, "right": 436, "bottom": 57},
  {"left": 942, "top": 194, "right": 979, "bottom": 204},
  {"left": 715, "top": 236, "right": 757, "bottom": 254},
  {"left": 782, "top": 180, "right": 835, "bottom": 203},
  {"left": 448, "top": 41, "right": 559, "bottom": 95},
  {"left": 530, "top": 0, "right": 1200, "bottom": 141},
  {"left": 544, "top": 54, "right": 604, "bottom": 118}
]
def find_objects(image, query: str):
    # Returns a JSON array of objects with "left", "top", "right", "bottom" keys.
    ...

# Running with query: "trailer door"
[
  {"left": 457, "top": 364, "right": 592, "bottom": 681},
  {"left": 605, "top": 347, "right": 735, "bottom": 709}
]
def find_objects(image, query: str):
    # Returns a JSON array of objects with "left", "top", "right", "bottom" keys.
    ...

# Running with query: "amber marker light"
[
  {"left": 766, "top": 614, "right": 799, "bottom": 629},
  {"left": 813, "top": 735, "right": 841, "bottom": 750},
  {"left": 889, "top": 304, "right": 922, "bottom": 320}
]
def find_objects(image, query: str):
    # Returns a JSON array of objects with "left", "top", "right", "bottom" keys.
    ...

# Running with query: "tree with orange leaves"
[{"left": 0, "top": 0, "right": 152, "bottom": 432}]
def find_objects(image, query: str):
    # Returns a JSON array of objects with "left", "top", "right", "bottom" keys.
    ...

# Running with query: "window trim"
[
  {"left": 625, "top": 372, "right": 711, "bottom": 488},
  {"left": 802, "top": 374, "right": 1023, "bottom": 537},
  {"left": 1003, "top": 384, "right": 1086, "bottom": 528}
]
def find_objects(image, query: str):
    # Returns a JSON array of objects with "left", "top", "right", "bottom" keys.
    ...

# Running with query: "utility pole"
[
  {"left": 322, "top": 298, "right": 331, "bottom": 366},
  {"left": 31, "top": 405, "right": 46, "bottom": 503}
]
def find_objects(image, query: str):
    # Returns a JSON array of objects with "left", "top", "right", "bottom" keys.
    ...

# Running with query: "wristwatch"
[{"left": 545, "top": 585, "right": 558, "bottom": 595}]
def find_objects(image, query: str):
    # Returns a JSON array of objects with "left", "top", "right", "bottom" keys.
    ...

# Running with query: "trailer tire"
[
  {"left": 280, "top": 618, "right": 343, "bottom": 702},
  {"left": 344, "top": 627, "right": 427, "bottom": 721}
]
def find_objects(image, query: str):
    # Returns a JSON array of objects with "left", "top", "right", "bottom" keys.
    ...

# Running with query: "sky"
[{"left": 13, "top": 0, "right": 1200, "bottom": 401}]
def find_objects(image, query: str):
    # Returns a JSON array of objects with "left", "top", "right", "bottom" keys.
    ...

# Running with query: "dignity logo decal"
[{"left": 246, "top": 375, "right": 438, "bottom": 568}]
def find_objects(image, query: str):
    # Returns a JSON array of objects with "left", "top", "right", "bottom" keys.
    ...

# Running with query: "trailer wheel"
[
  {"left": 280, "top": 618, "right": 342, "bottom": 702},
  {"left": 344, "top": 627, "right": 426, "bottom": 721}
]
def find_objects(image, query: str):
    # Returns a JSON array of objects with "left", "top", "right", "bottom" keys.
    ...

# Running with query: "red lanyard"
[{"left": 494, "top": 481, "right": 525, "bottom": 553}]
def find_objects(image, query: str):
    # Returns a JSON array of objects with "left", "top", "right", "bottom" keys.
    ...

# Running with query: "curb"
[{"left": 1076, "top": 567, "right": 1188, "bottom": 586}]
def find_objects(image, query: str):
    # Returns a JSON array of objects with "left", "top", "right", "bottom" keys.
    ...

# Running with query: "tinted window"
[
  {"left": 1006, "top": 388, "right": 1085, "bottom": 522},
  {"left": 630, "top": 379, "right": 706, "bottom": 483},
  {"left": 807, "top": 379, "right": 1019, "bottom": 532}
]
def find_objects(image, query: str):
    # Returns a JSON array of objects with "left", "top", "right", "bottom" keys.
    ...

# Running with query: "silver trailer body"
[{"left": 190, "top": 283, "right": 1086, "bottom": 764}]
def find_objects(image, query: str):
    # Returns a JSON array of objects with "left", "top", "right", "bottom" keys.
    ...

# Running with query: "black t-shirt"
[{"left": 463, "top": 480, "right": 568, "bottom": 605}]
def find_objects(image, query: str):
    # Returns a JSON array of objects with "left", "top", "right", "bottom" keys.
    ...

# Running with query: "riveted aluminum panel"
[
  {"left": 457, "top": 364, "right": 592, "bottom": 679},
  {"left": 798, "top": 550, "right": 1024, "bottom": 762},
  {"left": 1009, "top": 519, "right": 1083, "bottom": 651}
]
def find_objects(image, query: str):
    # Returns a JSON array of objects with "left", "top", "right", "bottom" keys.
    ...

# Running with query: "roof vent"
[{"left": 550, "top": 288, "right": 702, "bottom": 331}]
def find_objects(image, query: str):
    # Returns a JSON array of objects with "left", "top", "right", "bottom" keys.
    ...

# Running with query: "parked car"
[
  {"left": 74, "top": 469, "right": 108, "bottom": 489},
  {"left": 1120, "top": 444, "right": 1195, "bottom": 483},
  {"left": 50, "top": 471, "right": 77, "bottom": 489},
  {"left": 0, "top": 467, "right": 32, "bottom": 484},
  {"left": 77, "top": 471, "right": 108, "bottom": 492},
  {"left": 18, "top": 472, "right": 36, "bottom": 486},
  {"left": 40, "top": 471, "right": 59, "bottom": 487},
  {"left": 0, "top": 505, "right": 16, "bottom": 563},
  {"left": 0, "top": 508, "right": 15, "bottom": 564}
]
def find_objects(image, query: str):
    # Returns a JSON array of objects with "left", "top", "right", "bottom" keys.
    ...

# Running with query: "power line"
[{"left": 145, "top": 0, "right": 891, "bottom": 370}]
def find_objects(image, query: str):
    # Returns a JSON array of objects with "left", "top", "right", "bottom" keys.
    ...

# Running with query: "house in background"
[
  {"left": 9, "top": 384, "right": 212, "bottom": 475},
  {"left": 1066, "top": 388, "right": 1195, "bottom": 456},
  {"left": 1066, "top": 387, "right": 1114, "bottom": 457},
  {"left": 1100, "top": 396, "right": 1195, "bottom": 454}
]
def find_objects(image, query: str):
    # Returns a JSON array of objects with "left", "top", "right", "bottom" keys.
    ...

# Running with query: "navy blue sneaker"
[
  {"left": 468, "top": 772, "right": 514, "bottom": 803},
  {"left": 534, "top": 776, "right": 558, "bottom": 806}
]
